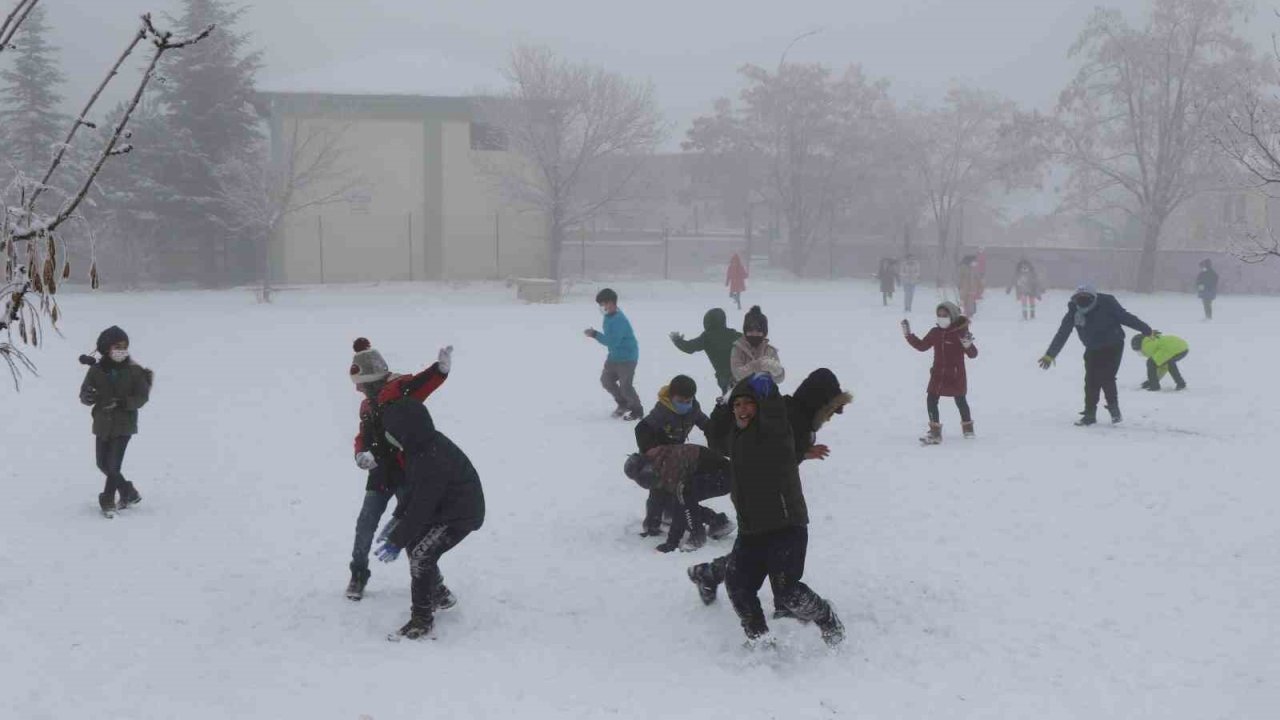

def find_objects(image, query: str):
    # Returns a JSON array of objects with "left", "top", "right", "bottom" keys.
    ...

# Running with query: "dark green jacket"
[
  {"left": 671, "top": 309, "right": 742, "bottom": 392},
  {"left": 709, "top": 379, "right": 809, "bottom": 535},
  {"left": 79, "top": 361, "right": 153, "bottom": 437}
]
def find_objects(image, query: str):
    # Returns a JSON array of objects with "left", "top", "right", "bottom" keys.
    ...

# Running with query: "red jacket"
[
  {"left": 726, "top": 254, "right": 748, "bottom": 295},
  {"left": 906, "top": 318, "right": 978, "bottom": 396},
  {"left": 354, "top": 363, "right": 448, "bottom": 459}
]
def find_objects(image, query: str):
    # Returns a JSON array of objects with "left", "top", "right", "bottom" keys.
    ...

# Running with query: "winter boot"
[
  {"left": 681, "top": 526, "right": 707, "bottom": 552},
  {"left": 611, "top": 407, "right": 627, "bottom": 419},
  {"left": 432, "top": 584, "right": 457, "bottom": 612},
  {"left": 116, "top": 482, "right": 141, "bottom": 510},
  {"left": 1108, "top": 405, "right": 1123, "bottom": 425},
  {"left": 961, "top": 421, "right": 975, "bottom": 439},
  {"left": 1075, "top": 410, "right": 1097, "bottom": 427},
  {"left": 1175, "top": 382, "right": 1187, "bottom": 391},
  {"left": 346, "top": 568, "right": 371, "bottom": 601},
  {"left": 707, "top": 513, "right": 735, "bottom": 540},
  {"left": 771, "top": 605, "right": 813, "bottom": 624},
  {"left": 919, "top": 422, "right": 942, "bottom": 445},
  {"left": 394, "top": 612, "right": 434, "bottom": 640},
  {"left": 816, "top": 603, "right": 846, "bottom": 648},
  {"left": 98, "top": 492, "right": 116, "bottom": 518},
  {"left": 687, "top": 563, "right": 720, "bottom": 605},
  {"left": 622, "top": 408, "right": 643, "bottom": 422}
]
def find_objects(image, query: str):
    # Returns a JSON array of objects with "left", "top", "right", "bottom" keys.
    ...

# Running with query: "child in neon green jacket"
[{"left": 1131, "top": 333, "right": 1189, "bottom": 391}]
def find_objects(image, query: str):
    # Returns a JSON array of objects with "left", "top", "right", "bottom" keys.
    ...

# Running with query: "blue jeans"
[{"left": 350, "top": 488, "right": 404, "bottom": 573}]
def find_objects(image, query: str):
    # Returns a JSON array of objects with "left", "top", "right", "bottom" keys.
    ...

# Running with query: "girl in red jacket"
[
  {"left": 902, "top": 301, "right": 978, "bottom": 444},
  {"left": 726, "top": 253, "right": 748, "bottom": 310}
]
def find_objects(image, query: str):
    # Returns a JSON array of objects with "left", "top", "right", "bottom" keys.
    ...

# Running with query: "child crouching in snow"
[
  {"left": 1131, "top": 333, "right": 1189, "bottom": 391},
  {"left": 903, "top": 302, "right": 978, "bottom": 445},
  {"left": 624, "top": 444, "right": 734, "bottom": 553},
  {"left": 78, "top": 326, "right": 152, "bottom": 517}
]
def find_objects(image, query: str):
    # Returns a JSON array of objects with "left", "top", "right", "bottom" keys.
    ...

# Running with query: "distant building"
[{"left": 255, "top": 91, "right": 547, "bottom": 284}]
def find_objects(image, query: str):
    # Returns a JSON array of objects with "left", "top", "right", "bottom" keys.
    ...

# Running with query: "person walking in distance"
[
  {"left": 726, "top": 253, "right": 748, "bottom": 310},
  {"left": 1195, "top": 259, "right": 1219, "bottom": 321},
  {"left": 79, "top": 326, "right": 152, "bottom": 518},
  {"left": 584, "top": 288, "right": 644, "bottom": 420},
  {"left": 1038, "top": 285, "right": 1155, "bottom": 426},
  {"left": 899, "top": 253, "right": 921, "bottom": 313}
]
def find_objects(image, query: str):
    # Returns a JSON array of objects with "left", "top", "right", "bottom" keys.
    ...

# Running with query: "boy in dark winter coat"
[
  {"left": 345, "top": 338, "right": 453, "bottom": 601},
  {"left": 370, "top": 354, "right": 485, "bottom": 641},
  {"left": 636, "top": 375, "right": 709, "bottom": 537},
  {"left": 584, "top": 288, "right": 643, "bottom": 420},
  {"left": 1039, "top": 285, "right": 1154, "bottom": 426},
  {"left": 670, "top": 309, "right": 742, "bottom": 394},
  {"left": 624, "top": 445, "right": 734, "bottom": 552},
  {"left": 78, "top": 326, "right": 152, "bottom": 517},
  {"left": 1196, "top": 259, "right": 1219, "bottom": 320},
  {"left": 903, "top": 302, "right": 979, "bottom": 444},
  {"left": 688, "top": 375, "right": 844, "bottom": 647}
]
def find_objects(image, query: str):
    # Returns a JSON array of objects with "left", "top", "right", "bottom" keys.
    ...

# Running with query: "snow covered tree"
[
  {"left": 1055, "top": 0, "right": 1259, "bottom": 291},
  {"left": 155, "top": 0, "right": 262, "bottom": 286},
  {"left": 481, "top": 45, "right": 666, "bottom": 281},
  {"left": 0, "top": 4, "right": 65, "bottom": 187}
]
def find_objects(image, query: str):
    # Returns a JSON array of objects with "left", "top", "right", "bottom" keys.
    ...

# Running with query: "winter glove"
[
  {"left": 376, "top": 517, "right": 400, "bottom": 545},
  {"left": 655, "top": 540, "right": 679, "bottom": 553},
  {"left": 355, "top": 451, "right": 378, "bottom": 471},
  {"left": 375, "top": 541, "right": 401, "bottom": 563},
  {"left": 748, "top": 372, "right": 776, "bottom": 398},
  {"left": 1038, "top": 355, "right": 1055, "bottom": 370},
  {"left": 80, "top": 386, "right": 98, "bottom": 406},
  {"left": 669, "top": 332, "right": 683, "bottom": 342},
  {"left": 437, "top": 345, "right": 453, "bottom": 374},
  {"left": 960, "top": 334, "right": 974, "bottom": 349}
]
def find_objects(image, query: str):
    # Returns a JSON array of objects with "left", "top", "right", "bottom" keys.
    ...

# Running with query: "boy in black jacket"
[
  {"left": 624, "top": 444, "right": 733, "bottom": 552},
  {"left": 688, "top": 375, "right": 844, "bottom": 647},
  {"left": 635, "top": 375, "right": 709, "bottom": 537},
  {"left": 78, "top": 326, "right": 153, "bottom": 517}
]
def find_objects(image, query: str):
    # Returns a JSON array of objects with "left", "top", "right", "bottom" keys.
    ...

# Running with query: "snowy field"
[{"left": 3, "top": 278, "right": 1278, "bottom": 720}]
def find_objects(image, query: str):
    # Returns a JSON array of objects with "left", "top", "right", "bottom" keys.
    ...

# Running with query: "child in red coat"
[
  {"left": 726, "top": 253, "right": 748, "bottom": 310},
  {"left": 902, "top": 301, "right": 978, "bottom": 444}
]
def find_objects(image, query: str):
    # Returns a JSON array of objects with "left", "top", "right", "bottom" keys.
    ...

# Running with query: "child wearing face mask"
[
  {"left": 635, "top": 374, "right": 710, "bottom": 537},
  {"left": 584, "top": 288, "right": 643, "bottom": 420},
  {"left": 902, "top": 302, "right": 978, "bottom": 445},
  {"left": 730, "top": 306, "right": 785, "bottom": 388},
  {"left": 78, "top": 326, "right": 153, "bottom": 517}
]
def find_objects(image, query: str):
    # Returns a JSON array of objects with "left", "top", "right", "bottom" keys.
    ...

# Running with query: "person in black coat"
[
  {"left": 1039, "top": 285, "right": 1153, "bottom": 425},
  {"left": 1196, "top": 259, "right": 1219, "bottom": 320},
  {"left": 373, "top": 383, "right": 485, "bottom": 640},
  {"left": 635, "top": 375, "right": 709, "bottom": 537},
  {"left": 786, "top": 368, "right": 853, "bottom": 464},
  {"left": 688, "top": 375, "right": 844, "bottom": 647}
]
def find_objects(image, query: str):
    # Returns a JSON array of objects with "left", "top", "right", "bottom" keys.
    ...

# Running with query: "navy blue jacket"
[
  {"left": 381, "top": 399, "right": 485, "bottom": 544},
  {"left": 1047, "top": 293, "right": 1152, "bottom": 357}
]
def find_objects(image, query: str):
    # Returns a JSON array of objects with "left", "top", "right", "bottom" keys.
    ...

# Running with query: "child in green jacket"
[{"left": 1131, "top": 333, "right": 1189, "bottom": 391}]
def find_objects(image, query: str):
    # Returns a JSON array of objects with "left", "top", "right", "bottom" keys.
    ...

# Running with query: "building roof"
[{"left": 258, "top": 48, "right": 504, "bottom": 98}]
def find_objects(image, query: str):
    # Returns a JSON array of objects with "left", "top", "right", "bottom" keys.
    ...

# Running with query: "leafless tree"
[
  {"left": 0, "top": 1, "right": 211, "bottom": 388},
  {"left": 906, "top": 86, "right": 1045, "bottom": 283},
  {"left": 218, "top": 118, "right": 366, "bottom": 301},
  {"left": 479, "top": 45, "right": 666, "bottom": 281},
  {"left": 1055, "top": 0, "right": 1258, "bottom": 291}
]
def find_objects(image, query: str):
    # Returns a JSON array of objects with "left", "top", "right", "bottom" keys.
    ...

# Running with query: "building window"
[{"left": 470, "top": 123, "right": 507, "bottom": 151}]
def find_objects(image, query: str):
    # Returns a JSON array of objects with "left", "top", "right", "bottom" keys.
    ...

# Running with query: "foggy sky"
[{"left": 26, "top": 0, "right": 1277, "bottom": 141}]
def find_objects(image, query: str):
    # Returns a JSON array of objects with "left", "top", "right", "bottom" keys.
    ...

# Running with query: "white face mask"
[
  {"left": 109, "top": 349, "right": 129, "bottom": 362},
  {"left": 936, "top": 317, "right": 952, "bottom": 329},
  {"left": 598, "top": 305, "right": 608, "bottom": 315}
]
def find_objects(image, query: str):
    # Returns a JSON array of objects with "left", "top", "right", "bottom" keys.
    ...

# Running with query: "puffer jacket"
[
  {"left": 79, "top": 360, "right": 153, "bottom": 437},
  {"left": 716, "top": 378, "right": 808, "bottom": 536},
  {"left": 1047, "top": 292, "right": 1152, "bottom": 356},
  {"left": 635, "top": 385, "right": 709, "bottom": 453},
  {"left": 906, "top": 305, "right": 978, "bottom": 397},
  {"left": 381, "top": 399, "right": 485, "bottom": 544},
  {"left": 786, "top": 368, "right": 853, "bottom": 464},
  {"left": 671, "top": 308, "right": 741, "bottom": 391},
  {"left": 730, "top": 337, "right": 785, "bottom": 384},
  {"left": 1137, "top": 334, "right": 1189, "bottom": 368}
]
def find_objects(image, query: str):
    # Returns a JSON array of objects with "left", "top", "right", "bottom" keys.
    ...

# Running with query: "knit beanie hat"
[
  {"left": 96, "top": 326, "right": 129, "bottom": 355},
  {"left": 349, "top": 338, "right": 390, "bottom": 385},
  {"left": 743, "top": 305, "right": 768, "bottom": 335}
]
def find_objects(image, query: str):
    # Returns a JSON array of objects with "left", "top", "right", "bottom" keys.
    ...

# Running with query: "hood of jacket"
[
  {"left": 703, "top": 308, "right": 728, "bottom": 333},
  {"left": 792, "top": 368, "right": 853, "bottom": 432}
]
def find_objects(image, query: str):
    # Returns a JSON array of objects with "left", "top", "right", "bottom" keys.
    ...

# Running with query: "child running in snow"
[
  {"left": 584, "top": 288, "right": 643, "bottom": 420},
  {"left": 670, "top": 309, "right": 742, "bottom": 394},
  {"left": 635, "top": 374, "right": 710, "bottom": 537},
  {"left": 78, "top": 326, "right": 152, "bottom": 518},
  {"left": 903, "top": 302, "right": 978, "bottom": 444},
  {"left": 624, "top": 445, "right": 734, "bottom": 553},
  {"left": 345, "top": 338, "right": 453, "bottom": 601},
  {"left": 1007, "top": 259, "right": 1042, "bottom": 321},
  {"left": 730, "top": 306, "right": 784, "bottom": 387},
  {"left": 1131, "top": 333, "right": 1189, "bottom": 391}
]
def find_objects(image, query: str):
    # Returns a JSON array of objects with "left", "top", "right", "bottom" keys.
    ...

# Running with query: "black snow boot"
[
  {"left": 1107, "top": 405, "right": 1123, "bottom": 424},
  {"left": 687, "top": 563, "right": 719, "bottom": 605},
  {"left": 432, "top": 584, "right": 457, "bottom": 611},
  {"left": 394, "top": 612, "right": 434, "bottom": 640},
  {"left": 116, "top": 482, "right": 141, "bottom": 510},
  {"left": 707, "top": 513, "right": 735, "bottom": 540},
  {"left": 816, "top": 603, "right": 846, "bottom": 648},
  {"left": 1075, "top": 411, "right": 1097, "bottom": 427},
  {"left": 346, "top": 568, "right": 371, "bottom": 601},
  {"left": 98, "top": 492, "right": 116, "bottom": 517}
]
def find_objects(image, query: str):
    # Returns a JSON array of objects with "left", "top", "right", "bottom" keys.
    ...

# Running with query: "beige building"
[{"left": 256, "top": 92, "right": 547, "bottom": 284}]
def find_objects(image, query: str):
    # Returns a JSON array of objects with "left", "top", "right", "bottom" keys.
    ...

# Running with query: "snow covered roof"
[{"left": 258, "top": 48, "right": 504, "bottom": 98}]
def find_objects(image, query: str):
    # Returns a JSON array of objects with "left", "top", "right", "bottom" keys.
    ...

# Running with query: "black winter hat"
[
  {"left": 624, "top": 453, "right": 656, "bottom": 489},
  {"left": 1130, "top": 334, "right": 1145, "bottom": 352},
  {"left": 95, "top": 326, "right": 129, "bottom": 355},
  {"left": 743, "top": 305, "right": 768, "bottom": 335},
  {"left": 596, "top": 288, "right": 618, "bottom": 305},
  {"left": 669, "top": 374, "right": 697, "bottom": 399}
]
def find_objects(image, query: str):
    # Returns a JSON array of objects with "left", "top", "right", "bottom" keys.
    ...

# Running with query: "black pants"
[
  {"left": 1202, "top": 298, "right": 1213, "bottom": 320},
  {"left": 407, "top": 524, "right": 470, "bottom": 618},
  {"left": 724, "top": 526, "right": 831, "bottom": 638},
  {"left": 927, "top": 394, "right": 971, "bottom": 423},
  {"left": 1083, "top": 344, "right": 1125, "bottom": 414},
  {"left": 95, "top": 436, "right": 132, "bottom": 497},
  {"left": 1147, "top": 351, "right": 1188, "bottom": 388}
]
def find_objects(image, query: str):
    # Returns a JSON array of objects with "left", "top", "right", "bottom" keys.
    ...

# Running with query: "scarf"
[{"left": 1074, "top": 295, "right": 1098, "bottom": 327}]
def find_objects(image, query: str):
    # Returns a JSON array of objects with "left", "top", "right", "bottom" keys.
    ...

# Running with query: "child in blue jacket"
[{"left": 584, "top": 288, "right": 644, "bottom": 420}]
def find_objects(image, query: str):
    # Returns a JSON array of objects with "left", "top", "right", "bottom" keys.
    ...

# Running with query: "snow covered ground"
[{"left": 3, "top": 278, "right": 1277, "bottom": 720}]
